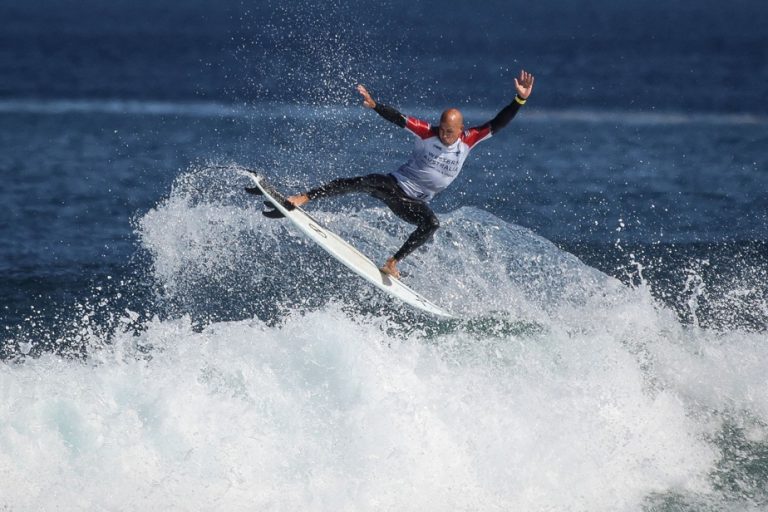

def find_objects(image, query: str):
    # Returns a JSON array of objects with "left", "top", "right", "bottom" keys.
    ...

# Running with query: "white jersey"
[{"left": 390, "top": 116, "right": 493, "bottom": 201}]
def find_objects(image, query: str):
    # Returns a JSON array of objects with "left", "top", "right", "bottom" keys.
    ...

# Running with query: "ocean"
[{"left": 1, "top": 0, "right": 767, "bottom": 510}]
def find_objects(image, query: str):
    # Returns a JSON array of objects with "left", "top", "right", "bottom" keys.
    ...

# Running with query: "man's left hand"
[{"left": 514, "top": 70, "right": 535, "bottom": 99}]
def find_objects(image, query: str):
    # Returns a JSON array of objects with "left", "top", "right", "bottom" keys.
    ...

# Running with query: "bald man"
[{"left": 287, "top": 70, "right": 535, "bottom": 279}]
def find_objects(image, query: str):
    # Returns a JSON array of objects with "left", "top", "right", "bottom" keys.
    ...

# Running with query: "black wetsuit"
[{"left": 306, "top": 96, "right": 525, "bottom": 261}]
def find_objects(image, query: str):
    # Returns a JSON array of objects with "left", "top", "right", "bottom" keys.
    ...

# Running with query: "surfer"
[{"left": 288, "top": 70, "right": 535, "bottom": 279}]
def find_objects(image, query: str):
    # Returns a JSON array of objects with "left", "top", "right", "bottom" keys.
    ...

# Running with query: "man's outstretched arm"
[
  {"left": 488, "top": 69, "right": 535, "bottom": 134},
  {"left": 357, "top": 84, "right": 407, "bottom": 128}
]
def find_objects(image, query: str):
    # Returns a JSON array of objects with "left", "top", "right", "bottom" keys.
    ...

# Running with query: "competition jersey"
[
  {"left": 372, "top": 97, "right": 524, "bottom": 202},
  {"left": 390, "top": 118, "right": 492, "bottom": 201}
]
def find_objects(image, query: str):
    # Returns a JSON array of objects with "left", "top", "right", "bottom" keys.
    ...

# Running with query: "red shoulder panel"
[
  {"left": 462, "top": 123, "right": 493, "bottom": 149},
  {"left": 405, "top": 117, "right": 436, "bottom": 140}
]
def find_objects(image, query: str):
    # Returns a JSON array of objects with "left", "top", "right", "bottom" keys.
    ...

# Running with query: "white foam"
[{"left": 0, "top": 306, "right": 723, "bottom": 511}]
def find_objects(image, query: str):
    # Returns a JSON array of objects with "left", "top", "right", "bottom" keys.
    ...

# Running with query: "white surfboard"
[{"left": 245, "top": 171, "right": 454, "bottom": 319}]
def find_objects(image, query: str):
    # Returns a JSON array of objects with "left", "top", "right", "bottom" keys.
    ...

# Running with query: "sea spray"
[{"left": 2, "top": 165, "right": 767, "bottom": 510}]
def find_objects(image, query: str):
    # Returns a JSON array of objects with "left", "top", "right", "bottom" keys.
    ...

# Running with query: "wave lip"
[
  {"left": 1, "top": 98, "right": 765, "bottom": 126},
  {"left": 528, "top": 108, "right": 768, "bottom": 126},
  {"left": 0, "top": 98, "right": 240, "bottom": 117}
]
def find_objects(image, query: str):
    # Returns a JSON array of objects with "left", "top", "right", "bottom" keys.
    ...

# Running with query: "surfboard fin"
[
  {"left": 262, "top": 201, "right": 285, "bottom": 218},
  {"left": 245, "top": 185, "right": 282, "bottom": 217}
]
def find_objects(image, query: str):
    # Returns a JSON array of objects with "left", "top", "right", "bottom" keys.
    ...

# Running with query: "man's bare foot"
[
  {"left": 379, "top": 257, "right": 401, "bottom": 279},
  {"left": 287, "top": 194, "right": 309, "bottom": 207}
]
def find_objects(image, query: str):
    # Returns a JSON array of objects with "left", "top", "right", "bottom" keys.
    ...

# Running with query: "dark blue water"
[{"left": 1, "top": 1, "right": 767, "bottom": 509}]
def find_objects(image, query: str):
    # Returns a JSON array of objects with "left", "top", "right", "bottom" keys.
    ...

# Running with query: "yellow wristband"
[{"left": 515, "top": 95, "right": 527, "bottom": 105}]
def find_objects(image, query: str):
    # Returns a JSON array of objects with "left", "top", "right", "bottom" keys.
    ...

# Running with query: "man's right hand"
[{"left": 357, "top": 84, "right": 376, "bottom": 109}]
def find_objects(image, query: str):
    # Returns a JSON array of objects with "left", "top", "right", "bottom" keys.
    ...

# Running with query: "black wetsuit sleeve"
[
  {"left": 488, "top": 97, "right": 525, "bottom": 134},
  {"left": 373, "top": 103, "right": 407, "bottom": 128}
]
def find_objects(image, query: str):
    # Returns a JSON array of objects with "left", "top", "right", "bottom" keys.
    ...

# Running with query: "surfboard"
[{"left": 244, "top": 170, "right": 454, "bottom": 319}]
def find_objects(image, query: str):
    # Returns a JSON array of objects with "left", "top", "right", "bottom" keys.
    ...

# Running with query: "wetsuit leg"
[
  {"left": 367, "top": 175, "right": 441, "bottom": 260},
  {"left": 384, "top": 197, "right": 440, "bottom": 261},
  {"left": 306, "top": 174, "right": 394, "bottom": 200},
  {"left": 305, "top": 174, "right": 439, "bottom": 261}
]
